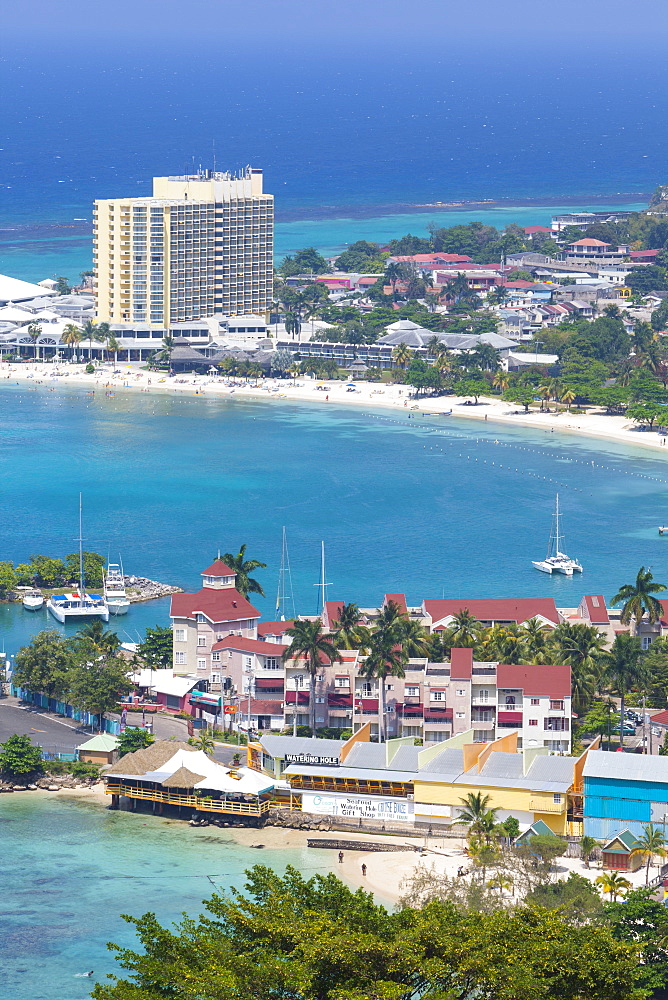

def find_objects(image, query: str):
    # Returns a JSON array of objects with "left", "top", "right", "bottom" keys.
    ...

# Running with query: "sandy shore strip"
[
  {"left": 3, "top": 360, "right": 668, "bottom": 456},
  {"left": 35, "top": 787, "right": 659, "bottom": 904}
]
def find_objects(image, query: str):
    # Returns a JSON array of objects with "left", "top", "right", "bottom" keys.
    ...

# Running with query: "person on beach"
[
  {"left": 361, "top": 863, "right": 367, "bottom": 877},
  {"left": 338, "top": 851, "right": 344, "bottom": 863}
]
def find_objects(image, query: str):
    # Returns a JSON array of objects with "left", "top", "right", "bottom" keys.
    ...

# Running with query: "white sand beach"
[{"left": 3, "top": 359, "right": 668, "bottom": 456}]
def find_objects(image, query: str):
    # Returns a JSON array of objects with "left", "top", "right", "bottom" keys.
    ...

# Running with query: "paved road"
[
  {"left": 0, "top": 699, "right": 83, "bottom": 753},
  {"left": 0, "top": 699, "right": 242, "bottom": 763}
]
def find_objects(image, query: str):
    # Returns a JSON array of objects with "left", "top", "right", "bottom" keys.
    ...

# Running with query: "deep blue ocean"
[{"left": 0, "top": 43, "right": 666, "bottom": 281}]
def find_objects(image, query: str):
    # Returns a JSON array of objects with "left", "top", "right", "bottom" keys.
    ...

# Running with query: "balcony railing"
[{"left": 105, "top": 780, "right": 270, "bottom": 816}]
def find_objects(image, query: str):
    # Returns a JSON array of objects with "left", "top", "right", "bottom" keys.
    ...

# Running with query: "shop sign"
[
  {"left": 301, "top": 792, "right": 413, "bottom": 822},
  {"left": 284, "top": 752, "right": 339, "bottom": 766}
]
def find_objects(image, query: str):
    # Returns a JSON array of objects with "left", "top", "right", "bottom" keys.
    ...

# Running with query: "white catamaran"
[
  {"left": 532, "top": 493, "right": 583, "bottom": 576},
  {"left": 104, "top": 561, "right": 130, "bottom": 615},
  {"left": 47, "top": 496, "right": 110, "bottom": 622}
]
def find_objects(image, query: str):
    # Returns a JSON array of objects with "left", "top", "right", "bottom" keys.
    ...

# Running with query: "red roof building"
[
  {"left": 497, "top": 663, "right": 571, "bottom": 699},
  {"left": 423, "top": 598, "right": 561, "bottom": 629}
]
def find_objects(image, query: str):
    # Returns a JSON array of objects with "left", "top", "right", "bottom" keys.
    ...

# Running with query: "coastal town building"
[
  {"left": 249, "top": 728, "right": 579, "bottom": 834},
  {"left": 169, "top": 560, "right": 261, "bottom": 683},
  {"left": 582, "top": 750, "right": 668, "bottom": 841},
  {"left": 93, "top": 167, "right": 273, "bottom": 329}
]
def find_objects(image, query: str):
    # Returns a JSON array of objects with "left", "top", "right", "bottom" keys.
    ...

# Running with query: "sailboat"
[
  {"left": 104, "top": 560, "right": 130, "bottom": 615},
  {"left": 532, "top": 493, "right": 583, "bottom": 576},
  {"left": 47, "top": 495, "right": 110, "bottom": 622},
  {"left": 275, "top": 527, "right": 296, "bottom": 621}
]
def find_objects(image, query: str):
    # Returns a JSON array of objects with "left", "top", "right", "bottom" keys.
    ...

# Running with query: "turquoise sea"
[
  {"left": 1, "top": 381, "right": 668, "bottom": 658},
  {"left": 0, "top": 794, "right": 329, "bottom": 1000},
  {"left": 0, "top": 201, "right": 648, "bottom": 286}
]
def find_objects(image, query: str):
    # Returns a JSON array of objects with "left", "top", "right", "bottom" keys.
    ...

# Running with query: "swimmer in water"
[{"left": 74, "top": 971, "right": 94, "bottom": 977}]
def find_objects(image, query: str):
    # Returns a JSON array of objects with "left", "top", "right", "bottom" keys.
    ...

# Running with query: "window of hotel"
[
  {"left": 174, "top": 652, "right": 186, "bottom": 665},
  {"left": 197, "top": 635, "right": 207, "bottom": 646},
  {"left": 529, "top": 719, "right": 538, "bottom": 726},
  {"left": 265, "top": 657, "right": 278, "bottom": 670},
  {"left": 553, "top": 794, "right": 562, "bottom": 804},
  {"left": 197, "top": 658, "right": 206, "bottom": 671},
  {"left": 212, "top": 652, "right": 220, "bottom": 662},
  {"left": 335, "top": 677, "right": 349, "bottom": 688},
  {"left": 456, "top": 689, "right": 465, "bottom": 697},
  {"left": 212, "top": 673, "right": 221, "bottom": 685},
  {"left": 174, "top": 629, "right": 186, "bottom": 642},
  {"left": 550, "top": 700, "right": 564, "bottom": 711},
  {"left": 431, "top": 691, "right": 445, "bottom": 701},
  {"left": 477, "top": 689, "right": 489, "bottom": 703},
  {"left": 456, "top": 711, "right": 465, "bottom": 719},
  {"left": 406, "top": 686, "right": 419, "bottom": 697},
  {"left": 530, "top": 698, "right": 540, "bottom": 706},
  {"left": 245, "top": 657, "right": 252, "bottom": 670},
  {"left": 361, "top": 682, "right": 373, "bottom": 696},
  {"left": 315, "top": 697, "right": 325, "bottom": 704},
  {"left": 196, "top": 614, "right": 206, "bottom": 623}
]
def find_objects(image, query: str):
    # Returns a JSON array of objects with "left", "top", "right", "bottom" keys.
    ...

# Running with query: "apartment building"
[
  {"left": 170, "top": 561, "right": 261, "bottom": 683},
  {"left": 94, "top": 167, "right": 273, "bottom": 328}
]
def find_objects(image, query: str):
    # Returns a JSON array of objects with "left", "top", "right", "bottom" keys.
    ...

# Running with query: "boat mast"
[
  {"left": 275, "top": 527, "right": 296, "bottom": 621},
  {"left": 78, "top": 493, "right": 85, "bottom": 596},
  {"left": 314, "top": 540, "right": 331, "bottom": 616},
  {"left": 554, "top": 493, "right": 563, "bottom": 554}
]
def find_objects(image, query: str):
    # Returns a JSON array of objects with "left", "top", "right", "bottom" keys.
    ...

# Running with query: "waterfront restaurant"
[{"left": 104, "top": 741, "right": 275, "bottom": 819}]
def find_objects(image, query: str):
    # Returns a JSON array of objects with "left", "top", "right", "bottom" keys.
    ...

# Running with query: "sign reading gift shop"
[{"left": 301, "top": 792, "right": 414, "bottom": 822}]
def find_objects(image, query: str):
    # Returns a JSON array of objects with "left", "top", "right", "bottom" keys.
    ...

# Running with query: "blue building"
[{"left": 583, "top": 750, "right": 668, "bottom": 840}]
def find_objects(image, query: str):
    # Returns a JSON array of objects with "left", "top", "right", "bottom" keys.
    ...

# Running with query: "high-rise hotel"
[{"left": 93, "top": 168, "right": 273, "bottom": 327}]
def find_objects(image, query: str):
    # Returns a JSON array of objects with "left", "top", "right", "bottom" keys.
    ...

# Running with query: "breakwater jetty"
[{"left": 123, "top": 576, "right": 182, "bottom": 603}]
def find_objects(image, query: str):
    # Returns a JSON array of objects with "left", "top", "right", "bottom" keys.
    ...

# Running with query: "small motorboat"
[{"left": 22, "top": 590, "right": 44, "bottom": 611}]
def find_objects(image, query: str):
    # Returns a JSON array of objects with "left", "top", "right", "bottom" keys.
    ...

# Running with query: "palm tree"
[
  {"left": 561, "top": 388, "right": 576, "bottom": 411},
  {"left": 107, "top": 335, "right": 121, "bottom": 368},
  {"left": 522, "top": 617, "right": 555, "bottom": 664},
  {"left": 630, "top": 824, "right": 668, "bottom": 885},
  {"left": 385, "top": 262, "right": 402, "bottom": 301},
  {"left": 489, "top": 284, "right": 508, "bottom": 306},
  {"left": 221, "top": 544, "right": 267, "bottom": 599},
  {"left": 77, "top": 619, "right": 120, "bottom": 653},
  {"left": 358, "top": 629, "right": 406, "bottom": 743},
  {"left": 188, "top": 731, "right": 215, "bottom": 755},
  {"left": 492, "top": 371, "right": 509, "bottom": 393},
  {"left": 601, "top": 633, "right": 643, "bottom": 746},
  {"left": 612, "top": 567, "right": 667, "bottom": 636},
  {"left": 284, "top": 309, "right": 302, "bottom": 340},
  {"left": 595, "top": 871, "right": 632, "bottom": 901},
  {"left": 392, "top": 342, "right": 412, "bottom": 369},
  {"left": 457, "top": 791, "right": 498, "bottom": 839},
  {"left": 160, "top": 334, "right": 174, "bottom": 369},
  {"left": 27, "top": 322, "right": 42, "bottom": 360},
  {"left": 81, "top": 319, "right": 98, "bottom": 361},
  {"left": 444, "top": 609, "right": 481, "bottom": 648},
  {"left": 61, "top": 323, "right": 82, "bottom": 362},
  {"left": 93, "top": 322, "right": 109, "bottom": 361},
  {"left": 551, "top": 622, "right": 607, "bottom": 713},
  {"left": 282, "top": 618, "right": 342, "bottom": 734},
  {"left": 399, "top": 617, "right": 429, "bottom": 659},
  {"left": 472, "top": 342, "right": 500, "bottom": 372},
  {"left": 332, "top": 603, "right": 365, "bottom": 649},
  {"left": 487, "top": 874, "right": 513, "bottom": 897},
  {"left": 481, "top": 624, "right": 528, "bottom": 665},
  {"left": 580, "top": 835, "right": 598, "bottom": 869},
  {"left": 537, "top": 382, "right": 553, "bottom": 412},
  {"left": 427, "top": 335, "right": 445, "bottom": 358}
]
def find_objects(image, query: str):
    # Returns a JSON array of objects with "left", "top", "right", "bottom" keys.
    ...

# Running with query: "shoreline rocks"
[{"left": 124, "top": 576, "right": 182, "bottom": 603}]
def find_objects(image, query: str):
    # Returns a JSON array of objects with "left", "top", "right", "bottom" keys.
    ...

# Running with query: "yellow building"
[
  {"left": 252, "top": 727, "right": 577, "bottom": 835},
  {"left": 413, "top": 732, "right": 573, "bottom": 835},
  {"left": 94, "top": 168, "right": 273, "bottom": 328}
]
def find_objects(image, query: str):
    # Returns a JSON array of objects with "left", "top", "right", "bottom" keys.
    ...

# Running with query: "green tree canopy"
[
  {"left": 0, "top": 734, "right": 44, "bottom": 779},
  {"left": 13, "top": 629, "right": 73, "bottom": 699},
  {"left": 221, "top": 544, "right": 267, "bottom": 599},
  {"left": 91, "top": 864, "right": 648, "bottom": 1000},
  {"left": 118, "top": 727, "right": 154, "bottom": 757},
  {"left": 138, "top": 625, "right": 173, "bottom": 669}
]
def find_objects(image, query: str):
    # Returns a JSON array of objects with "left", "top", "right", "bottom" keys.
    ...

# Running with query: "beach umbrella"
[{"left": 346, "top": 383, "right": 356, "bottom": 387}]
